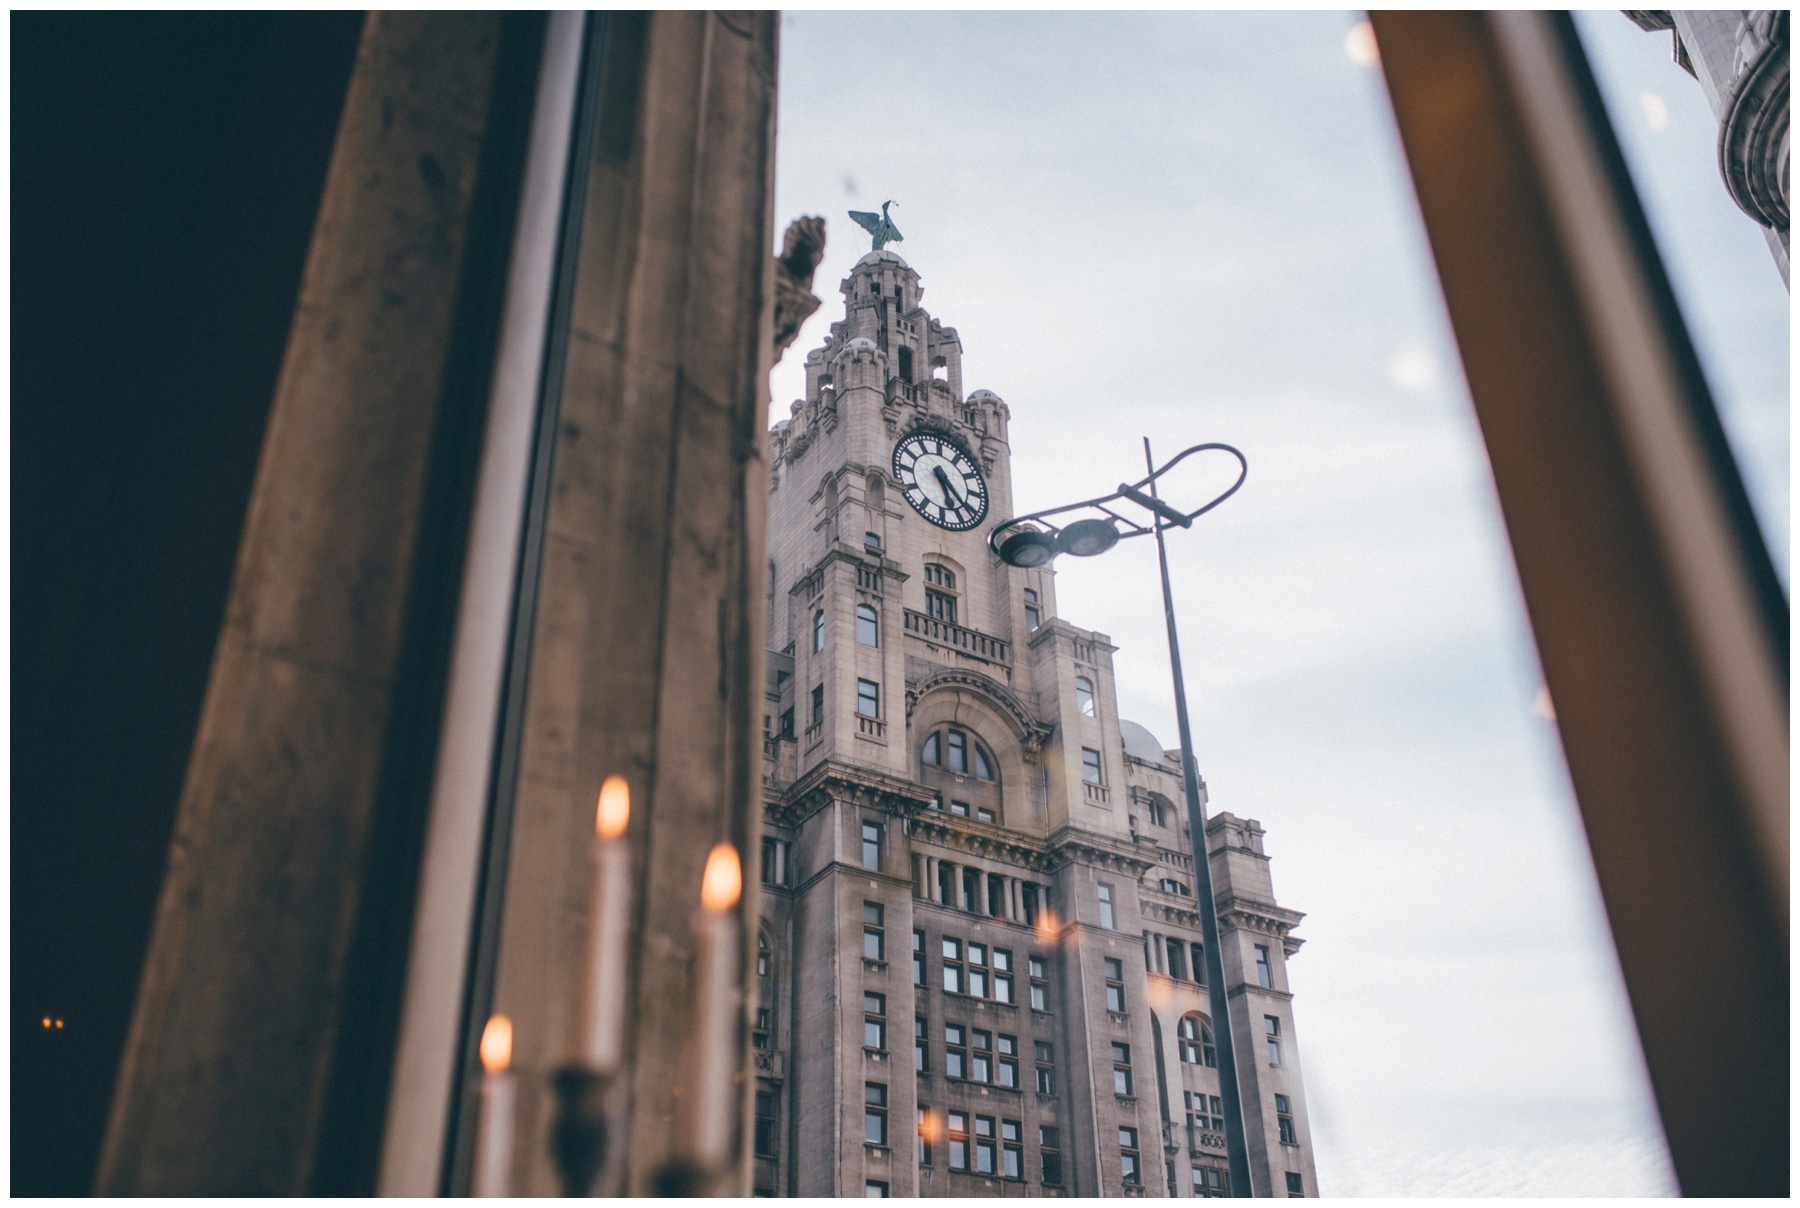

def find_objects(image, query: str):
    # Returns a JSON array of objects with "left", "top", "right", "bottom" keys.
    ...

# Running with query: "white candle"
[
  {"left": 580, "top": 776, "right": 632, "bottom": 1072},
  {"left": 472, "top": 1014, "right": 516, "bottom": 1198},
  {"left": 684, "top": 842, "right": 743, "bottom": 1169}
]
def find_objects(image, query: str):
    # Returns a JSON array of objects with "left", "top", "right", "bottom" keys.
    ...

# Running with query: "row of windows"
[
  {"left": 916, "top": 1109, "right": 1060, "bottom": 1184},
  {"left": 804, "top": 568, "right": 1052, "bottom": 651},
  {"left": 913, "top": 930, "right": 1052, "bottom": 1011}
]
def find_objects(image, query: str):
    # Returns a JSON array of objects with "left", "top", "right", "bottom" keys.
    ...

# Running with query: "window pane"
[
  {"left": 857, "top": 604, "right": 879, "bottom": 646},
  {"left": 923, "top": 732, "right": 940, "bottom": 765},
  {"left": 1081, "top": 746, "right": 1101, "bottom": 782},
  {"left": 948, "top": 729, "right": 967, "bottom": 772},
  {"left": 1076, "top": 676, "right": 1095, "bottom": 716},
  {"left": 857, "top": 678, "right": 880, "bottom": 717},
  {"left": 974, "top": 744, "right": 992, "bottom": 779},
  {"left": 864, "top": 929, "right": 882, "bottom": 960}
]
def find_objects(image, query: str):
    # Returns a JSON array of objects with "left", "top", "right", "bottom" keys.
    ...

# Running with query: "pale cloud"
[{"left": 1638, "top": 88, "right": 1671, "bottom": 133}]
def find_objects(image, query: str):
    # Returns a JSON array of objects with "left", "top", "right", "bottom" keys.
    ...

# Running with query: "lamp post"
[{"left": 990, "top": 438, "right": 1254, "bottom": 1197}]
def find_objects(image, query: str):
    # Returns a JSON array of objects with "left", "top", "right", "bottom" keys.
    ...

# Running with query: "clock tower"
[{"left": 755, "top": 245, "right": 1316, "bottom": 1199}]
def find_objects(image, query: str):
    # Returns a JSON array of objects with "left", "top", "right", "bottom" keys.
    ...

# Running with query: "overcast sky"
[{"left": 772, "top": 10, "right": 1787, "bottom": 1197}]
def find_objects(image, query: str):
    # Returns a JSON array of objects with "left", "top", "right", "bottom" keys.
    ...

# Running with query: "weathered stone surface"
[{"left": 96, "top": 13, "right": 517, "bottom": 1195}]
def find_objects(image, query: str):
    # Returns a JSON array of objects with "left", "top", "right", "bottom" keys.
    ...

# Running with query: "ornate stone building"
[
  {"left": 751, "top": 247, "right": 1317, "bottom": 1197},
  {"left": 1627, "top": 10, "right": 1790, "bottom": 287}
]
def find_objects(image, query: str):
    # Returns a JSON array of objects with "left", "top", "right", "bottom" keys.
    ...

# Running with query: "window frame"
[
  {"left": 1097, "top": 883, "right": 1115, "bottom": 930},
  {"left": 856, "top": 602, "right": 880, "bottom": 647},
  {"left": 864, "top": 1081, "right": 888, "bottom": 1146},
  {"left": 856, "top": 677, "right": 880, "bottom": 718},
  {"left": 1081, "top": 746, "right": 1103, "bottom": 784},
  {"left": 863, "top": 901, "right": 885, "bottom": 962},
  {"left": 1076, "top": 675, "right": 1096, "bottom": 717}
]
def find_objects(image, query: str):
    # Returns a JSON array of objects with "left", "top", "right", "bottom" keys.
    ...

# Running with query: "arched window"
[
  {"left": 1177, "top": 1014, "right": 1216, "bottom": 1067},
  {"left": 920, "top": 726, "right": 996, "bottom": 782},
  {"left": 1075, "top": 676, "right": 1095, "bottom": 717},
  {"left": 758, "top": 931, "right": 772, "bottom": 978},
  {"left": 813, "top": 608, "right": 825, "bottom": 652},
  {"left": 857, "top": 603, "right": 879, "bottom": 646},
  {"left": 924, "top": 563, "right": 957, "bottom": 623}
]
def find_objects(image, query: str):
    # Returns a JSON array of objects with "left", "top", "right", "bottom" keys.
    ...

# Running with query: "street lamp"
[{"left": 990, "top": 439, "right": 1254, "bottom": 1198}]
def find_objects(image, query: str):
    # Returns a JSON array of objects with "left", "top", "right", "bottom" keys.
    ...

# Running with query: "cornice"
[
  {"left": 767, "top": 758, "right": 936, "bottom": 828},
  {"left": 1216, "top": 892, "right": 1306, "bottom": 948},
  {"left": 1043, "top": 825, "right": 1158, "bottom": 877},
  {"left": 910, "top": 813, "right": 1055, "bottom": 872}
]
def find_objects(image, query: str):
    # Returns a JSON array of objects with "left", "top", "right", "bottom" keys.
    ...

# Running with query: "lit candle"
[
  {"left": 580, "top": 775, "right": 632, "bottom": 1072},
  {"left": 472, "top": 1014, "right": 516, "bottom": 1198},
  {"left": 684, "top": 842, "right": 743, "bottom": 1169}
]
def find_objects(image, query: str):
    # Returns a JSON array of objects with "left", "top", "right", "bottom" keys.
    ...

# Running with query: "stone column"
[
  {"left": 478, "top": 11, "right": 781, "bottom": 1197},
  {"left": 927, "top": 856, "right": 940, "bottom": 903},
  {"left": 96, "top": 14, "right": 542, "bottom": 1197},
  {"left": 978, "top": 869, "right": 992, "bottom": 916}
]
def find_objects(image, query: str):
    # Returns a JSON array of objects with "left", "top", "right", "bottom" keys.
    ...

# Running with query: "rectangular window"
[
  {"left": 1081, "top": 746, "right": 1102, "bottom": 783},
  {"left": 974, "top": 1115, "right": 996, "bottom": 1175},
  {"left": 1112, "top": 1041, "right": 1133, "bottom": 1096},
  {"left": 857, "top": 678, "right": 880, "bottom": 718},
  {"left": 925, "top": 588, "right": 957, "bottom": 623},
  {"left": 861, "top": 820, "right": 881, "bottom": 870},
  {"left": 1195, "top": 1165, "right": 1231, "bottom": 1198},
  {"left": 918, "top": 1106, "right": 933, "bottom": 1166},
  {"left": 993, "top": 948, "right": 1014, "bottom": 1004},
  {"left": 1276, "top": 1093, "right": 1297, "bottom": 1145},
  {"left": 1097, "top": 883, "right": 1115, "bottom": 929},
  {"left": 1024, "top": 588, "right": 1041, "bottom": 631},
  {"left": 1104, "top": 956, "right": 1125, "bottom": 1012},
  {"left": 865, "top": 1082, "right": 888, "bottom": 1145},
  {"left": 1166, "top": 937, "right": 1187, "bottom": 980},
  {"left": 971, "top": 1028, "right": 992, "bottom": 1084},
  {"left": 1120, "top": 1126, "right": 1140, "bottom": 1184},
  {"left": 1040, "top": 1125, "right": 1062, "bottom": 1185},
  {"left": 948, "top": 1111, "right": 969, "bottom": 1171},
  {"left": 863, "top": 902, "right": 884, "bottom": 962},
  {"left": 1028, "top": 954, "right": 1048, "bottom": 1011},
  {"left": 942, "top": 937, "right": 963, "bottom": 994},
  {"left": 1256, "top": 945, "right": 1273, "bottom": 988},
  {"left": 779, "top": 706, "right": 794, "bottom": 738},
  {"left": 760, "top": 837, "right": 787, "bottom": 887},
  {"left": 1034, "top": 1040, "right": 1055, "bottom": 1094},
  {"left": 949, "top": 798, "right": 970, "bottom": 817},
  {"left": 967, "top": 942, "right": 988, "bottom": 998},
  {"left": 865, "top": 1181, "right": 888, "bottom": 1198},
  {"left": 913, "top": 929, "right": 925, "bottom": 985},
  {"left": 1286, "top": 1171, "right": 1305, "bottom": 1196},
  {"left": 945, "top": 1023, "right": 967, "bottom": 1080},
  {"left": 915, "top": 1015, "right": 927, "bottom": 1072},
  {"left": 1001, "top": 1119, "right": 1023, "bottom": 1179},
  {"left": 976, "top": 805, "right": 996, "bottom": 824},
  {"left": 864, "top": 991, "right": 887, "bottom": 1051},
  {"left": 947, "top": 729, "right": 967, "bottom": 772},
  {"left": 1266, "top": 1015, "right": 1282, "bottom": 1066},
  {"left": 811, "top": 683, "right": 824, "bottom": 727},
  {"left": 996, "top": 1033, "right": 1018, "bottom": 1088},
  {"left": 755, "top": 1090, "right": 777, "bottom": 1158},
  {"left": 1192, "top": 942, "right": 1207, "bottom": 985}
]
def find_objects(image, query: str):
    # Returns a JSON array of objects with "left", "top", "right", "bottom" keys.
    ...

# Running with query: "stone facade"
[{"left": 752, "top": 249, "right": 1316, "bottom": 1197}]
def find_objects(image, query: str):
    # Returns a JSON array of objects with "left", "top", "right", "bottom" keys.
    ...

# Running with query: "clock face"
[{"left": 893, "top": 432, "right": 989, "bottom": 531}]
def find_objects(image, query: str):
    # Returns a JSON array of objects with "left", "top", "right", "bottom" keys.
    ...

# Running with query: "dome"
[
  {"left": 846, "top": 336, "right": 878, "bottom": 352},
  {"left": 967, "top": 388, "right": 1002, "bottom": 403},
  {"left": 855, "top": 249, "right": 911, "bottom": 269},
  {"left": 1120, "top": 719, "right": 1175, "bottom": 766}
]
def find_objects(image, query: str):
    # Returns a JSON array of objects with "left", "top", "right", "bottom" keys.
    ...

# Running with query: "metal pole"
[{"left": 1145, "top": 437, "right": 1254, "bottom": 1196}]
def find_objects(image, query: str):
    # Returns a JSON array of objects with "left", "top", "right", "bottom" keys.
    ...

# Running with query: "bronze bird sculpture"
[{"left": 848, "top": 199, "right": 902, "bottom": 252}]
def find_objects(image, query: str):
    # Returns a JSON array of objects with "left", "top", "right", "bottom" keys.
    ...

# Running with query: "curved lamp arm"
[{"left": 987, "top": 441, "right": 1247, "bottom": 559}]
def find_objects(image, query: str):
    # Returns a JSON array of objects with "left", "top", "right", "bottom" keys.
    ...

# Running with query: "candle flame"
[
  {"left": 596, "top": 776, "right": 630, "bottom": 839},
  {"left": 700, "top": 843, "right": 742, "bottom": 912},
  {"left": 480, "top": 1014, "right": 513, "bottom": 1074}
]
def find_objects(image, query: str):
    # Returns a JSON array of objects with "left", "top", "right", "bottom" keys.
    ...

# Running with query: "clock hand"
[{"left": 933, "top": 465, "right": 964, "bottom": 507}]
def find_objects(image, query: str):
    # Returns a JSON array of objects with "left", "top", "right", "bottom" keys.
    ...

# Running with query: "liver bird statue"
[{"left": 848, "top": 200, "right": 902, "bottom": 252}]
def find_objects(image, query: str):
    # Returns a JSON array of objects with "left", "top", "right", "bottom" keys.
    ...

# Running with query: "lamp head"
[
  {"left": 1057, "top": 518, "right": 1120, "bottom": 558},
  {"left": 997, "top": 528, "right": 1058, "bottom": 568}
]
